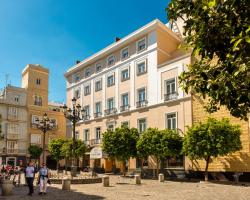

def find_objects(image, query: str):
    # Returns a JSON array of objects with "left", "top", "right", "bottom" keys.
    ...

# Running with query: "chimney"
[
  {"left": 115, "top": 37, "right": 121, "bottom": 42},
  {"left": 76, "top": 60, "right": 81, "bottom": 64}
]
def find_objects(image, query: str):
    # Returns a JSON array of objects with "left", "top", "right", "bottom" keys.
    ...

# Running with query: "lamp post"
[
  {"left": 61, "top": 97, "right": 85, "bottom": 176},
  {"left": 34, "top": 113, "right": 55, "bottom": 164}
]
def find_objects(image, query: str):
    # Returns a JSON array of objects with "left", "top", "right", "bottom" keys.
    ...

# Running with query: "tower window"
[{"left": 36, "top": 78, "right": 41, "bottom": 85}]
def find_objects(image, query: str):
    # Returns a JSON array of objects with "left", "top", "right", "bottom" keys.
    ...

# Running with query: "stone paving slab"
[{"left": 0, "top": 176, "right": 250, "bottom": 200}]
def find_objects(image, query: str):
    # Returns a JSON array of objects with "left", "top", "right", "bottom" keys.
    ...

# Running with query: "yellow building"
[{"left": 22, "top": 64, "right": 66, "bottom": 167}]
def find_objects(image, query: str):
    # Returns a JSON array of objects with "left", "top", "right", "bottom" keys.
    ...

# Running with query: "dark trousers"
[{"left": 26, "top": 177, "right": 34, "bottom": 194}]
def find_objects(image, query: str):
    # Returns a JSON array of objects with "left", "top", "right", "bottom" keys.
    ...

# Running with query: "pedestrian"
[
  {"left": 38, "top": 163, "right": 50, "bottom": 195},
  {"left": 25, "top": 161, "right": 36, "bottom": 196}
]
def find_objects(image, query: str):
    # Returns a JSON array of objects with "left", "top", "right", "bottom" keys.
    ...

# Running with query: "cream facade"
[
  {"left": 0, "top": 85, "right": 28, "bottom": 167},
  {"left": 65, "top": 19, "right": 192, "bottom": 171}
]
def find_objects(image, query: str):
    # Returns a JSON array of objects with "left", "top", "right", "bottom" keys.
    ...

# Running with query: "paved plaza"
[{"left": 0, "top": 176, "right": 250, "bottom": 200}]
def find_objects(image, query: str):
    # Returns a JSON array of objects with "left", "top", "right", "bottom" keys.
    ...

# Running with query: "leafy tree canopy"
[
  {"left": 183, "top": 118, "right": 242, "bottom": 180},
  {"left": 48, "top": 138, "right": 65, "bottom": 161},
  {"left": 167, "top": 0, "right": 250, "bottom": 120},
  {"left": 61, "top": 139, "right": 86, "bottom": 159},
  {"left": 102, "top": 126, "right": 139, "bottom": 162},
  {"left": 28, "top": 145, "right": 43, "bottom": 159}
]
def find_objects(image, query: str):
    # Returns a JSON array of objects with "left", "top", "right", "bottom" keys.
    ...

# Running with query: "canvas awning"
[{"left": 90, "top": 147, "right": 107, "bottom": 159}]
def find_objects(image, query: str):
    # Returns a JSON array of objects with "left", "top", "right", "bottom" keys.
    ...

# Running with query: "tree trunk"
[
  {"left": 156, "top": 157, "right": 159, "bottom": 178},
  {"left": 204, "top": 156, "right": 210, "bottom": 182},
  {"left": 56, "top": 161, "right": 59, "bottom": 174}
]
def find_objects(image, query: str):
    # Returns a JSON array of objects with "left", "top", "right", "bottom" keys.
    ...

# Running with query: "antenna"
[{"left": 5, "top": 74, "right": 9, "bottom": 86}]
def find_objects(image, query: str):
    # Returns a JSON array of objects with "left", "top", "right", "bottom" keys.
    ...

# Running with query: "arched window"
[
  {"left": 36, "top": 78, "right": 41, "bottom": 85},
  {"left": 34, "top": 95, "right": 42, "bottom": 106}
]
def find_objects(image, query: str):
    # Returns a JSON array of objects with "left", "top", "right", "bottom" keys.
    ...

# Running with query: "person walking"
[
  {"left": 38, "top": 163, "right": 50, "bottom": 195},
  {"left": 25, "top": 161, "right": 36, "bottom": 196}
]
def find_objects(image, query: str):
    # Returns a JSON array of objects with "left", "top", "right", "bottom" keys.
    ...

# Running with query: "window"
[
  {"left": 7, "top": 123, "right": 18, "bottom": 134},
  {"left": 36, "top": 78, "right": 41, "bottom": 85},
  {"left": 137, "top": 60, "right": 147, "bottom": 75},
  {"left": 31, "top": 115, "right": 39, "bottom": 124},
  {"left": 83, "top": 105, "right": 90, "bottom": 119},
  {"left": 166, "top": 113, "right": 177, "bottom": 129},
  {"left": 75, "top": 131, "right": 79, "bottom": 140},
  {"left": 14, "top": 96, "right": 19, "bottom": 102},
  {"left": 107, "top": 74, "right": 115, "bottom": 87},
  {"left": 164, "top": 78, "right": 178, "bottom": 101},
  {"left": 138, "top": 118, "right": 147, "bottom": 133},
  {"left": 107, "top": 124, "right": 114, "bottom": 131},
  {"left": 84, "top": 85, "right": 91, "bottom": 96},
  {"left": 73, "top": 73, "right": 80, "bottom": 83},
  {"left": 85, "top": 68, "right": 91, "bottom": 77},
  {"left": 84, "top": 129, "right": 89, "bottom": 141},
  {"left": 138, "top": 88, "right": 146, "bottom": 102},
  {"left": 121, "top": 121, "right": 129, "bottom": 127},
  {"left": 8, "top": 107, "right": 18, "bottom": 119},
  {"left": 121, "top": 68, "right": 130, "bottom": 81},
  {"left": 50, "top": 119, "right": 57, "bottom": 128},
  {"left": 107, "top": 98, "right": 114, "bottom": 110},
  {"left": 137, "top": 38, "right": 146, "bottom": 52},
  {"left": 121, "top": 48, "right": 129, "bottom": 60},
  {"left": 95, "top": 102, "right": 102, "bottom": 118},
  {"left": 107, "top": 55, "right": 115, "bottom": 66},
  {"left": 122, "top": 93, "right": 129, "bottom": 106},
  {"left": 34, "top": 96, "right": 42, "bottom": 106},
  {"left": 96, "top": 63, "right": 102, "bottom": 73},
  {"left": 7, "top": 141, "right": 18, "bottom": 150},
  {"left": 95, "top": 127, "right": 101, "bottom": 140},
  {"left": 74, "top": 89, "right": 80, "bottom": 99},
  {"left": 95, "top": 80, "right": 102, "bottom": 92},
  {"left": 31, "top": 134, "right": 41, "bottom": 144}
]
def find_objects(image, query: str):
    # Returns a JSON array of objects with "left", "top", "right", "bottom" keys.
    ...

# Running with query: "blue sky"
[{"left": 0, "top": 0, "right": 170, "bottom": 103}]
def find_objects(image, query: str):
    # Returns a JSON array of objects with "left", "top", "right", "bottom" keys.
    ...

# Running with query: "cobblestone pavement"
[{"left": 1, "top": 176, "right": 250, "bottom": 200}]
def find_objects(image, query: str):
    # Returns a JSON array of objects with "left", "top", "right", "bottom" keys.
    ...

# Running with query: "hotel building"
[{"left": 64, "top": 19, "right": 192, "bottom": 171}]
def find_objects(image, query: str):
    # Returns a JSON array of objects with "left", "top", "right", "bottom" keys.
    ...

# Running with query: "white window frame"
[
  {"left": 73, "top": 73, "right": 80, "bottom": 83},
  {"left": 107, "top": 74, "right": 115, "bottom": 87},
  {"left": 165, "top": 112, "right": 178, "bottom": 130},
  {"left": 84, "top": 84, "right": 91, "bottom": 96},
  {"left": 8, "top": 107, "right": 18, "bottom": 119},
  {"left": 74, "top": 88, "right": 81, "bottom": 99},
  {"left": 95, "top": 102, "right": 102, "bottom": 113},
  {"left": 120, "top": 47, "right": 129, "bottom": 60},
  {"left": 165, "top": 78, "right": 177, "bottom": 94},
  {"left": 136, "top": 59, "right": 147, "bottom": 75},
  {"left": 136, "top": 37, "right": 147, "bottom": 53},
  {"left": 137, "top": 87, "right": 147, "bottom": 102},
  {"left": 107, "top": 55, "right": 115, "bottom": 66},
  {"left": 95, "top": 79, "right": 102, "bottom": 92},
  {"left": 84, "top": 129, "right": 90, "bottom": 141},
  {"left": 121, "top": 93, "right": 129, "bottom": 106},
  {"left": 137, "top": 118, "right": 147, "bottom": 133},
  {"left": 31, "top": 134, "right": 41, "bottom": 144},
  {"left": 121, "top": 68, "right": 130, "bottom": 82},
  {"left": 121, "top": 121, "right": 130, "bottom": 128},
  {"left": 84, "top": 105, "right": 90, "bottom": 116},
  {"left": 85, "top": 68, "right": 92, "bottom": 78},
  {"left": 95, "top": 127, "right": 101, "bottom": 139}
]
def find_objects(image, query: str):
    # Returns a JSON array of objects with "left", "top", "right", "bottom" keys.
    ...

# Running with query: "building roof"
[
  {"left": 22, "top": 64, "right": 49, "bottom": 76},
  {"left": 64, "top": 19, "right": 181, "bottom": 78}
]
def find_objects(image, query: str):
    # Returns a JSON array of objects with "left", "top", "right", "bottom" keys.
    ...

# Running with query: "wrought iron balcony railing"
[
  {"left": 120, "top": 105, "right": 130, "bottom": 112},
  {"left": 94, "top": 112, "right": 102, "bottom": 118},
  {"left": 164, "top": 92, "right": 178, "bottom": 101},
  {"left": 104, "top": 108, "right": 117, "bottom": 116},
  {"left": 136, "top": 100, "right": 148, "bottom": 108}
]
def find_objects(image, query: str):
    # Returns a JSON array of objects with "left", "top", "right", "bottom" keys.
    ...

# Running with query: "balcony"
[
  {"left": 136, "top": 100, "right": 148, "bottom": 108},
  {"left": 6, "top": 134, "right": 19, "bottom": 140},
  {"left": 7, "top": 149, "right": 27, "bottom": 154},
  {"left": 84, "top": 139, "right": 102, "bottom": 146},
  {"left": 120, "top": 105, "right": 130, "bottom": 112},
  {"left": 94, "top": 112, "right": 102, "bottom": 118},
  {"left": 83, "top": 115, "right": 90, "bottom": 121},
  {"left": 8, "top": 114, "right": 18, "bottom": 121},
  {"left": 104, "top": 108, "right": 117, "bottom": 116},
  {"left": 164, "top": 92, "right": 178, "bottom": 101}
]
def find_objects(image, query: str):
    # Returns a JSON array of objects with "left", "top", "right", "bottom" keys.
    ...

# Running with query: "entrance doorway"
[{"left": 6, "top": 157, "right": 16, "bottom": 167}]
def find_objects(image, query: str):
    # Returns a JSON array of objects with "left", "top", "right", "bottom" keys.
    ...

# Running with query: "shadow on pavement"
[{"left": 0, "top": 185, "right": 105, "bottom": 200}]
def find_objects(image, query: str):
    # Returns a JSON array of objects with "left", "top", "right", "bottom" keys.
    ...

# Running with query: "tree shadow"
[{"left": 0, "top": 185, "right": 105, "bottom": 200}]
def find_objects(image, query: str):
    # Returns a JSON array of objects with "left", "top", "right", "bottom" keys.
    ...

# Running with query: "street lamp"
[
  {"left": 61, "top": 97, "right": 85, "bottom": 176},
  {"left": 34, "top": 113, "right": 55, "bottom": 164}
]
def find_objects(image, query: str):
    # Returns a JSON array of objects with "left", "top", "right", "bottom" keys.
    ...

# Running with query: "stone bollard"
[
  {"left": 134, "top": 175, "right": 141, "bottom": 185},
  {"left": 62, "top": 178, "right": 71, "bottom": 190},
  {"left": 102, "top": 175, "right": 109, "bottom": 187},
  {"left": 159, "top": 173, "right": 164, "bottom": 182},
  {"left": 1, "top": 180, "right": 13, "bottom": 196}
]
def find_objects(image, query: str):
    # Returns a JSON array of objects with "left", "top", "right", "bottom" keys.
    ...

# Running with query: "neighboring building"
[
  {"left": 64, "top": 19, "right": 192, "bottom": 172},
  {"left": 22, "top": 64, "right": 66, "bottom": 167},
  {"left": 0, "top": 85, "right": 28, "bottom": 167}
]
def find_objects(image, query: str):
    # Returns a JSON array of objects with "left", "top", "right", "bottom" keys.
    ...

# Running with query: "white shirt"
[{"left": 25, "top": 166, "right": 35, "bottom": 178}]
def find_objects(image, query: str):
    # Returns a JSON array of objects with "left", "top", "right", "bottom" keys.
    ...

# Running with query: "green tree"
[
  {"left": 48, "top": 138, "right": 65, "bottom": 172},
  {"left": 28, "top": 145, "right": 43, "bottom": 164},
  {"left": 167, "top": 0, "right": 250, "bottom": 120},
  {"left": 137, "top": 128, "right": 183, "bottom": 176},
  {"left": 102, "top": 126, "right": 139, "bottom": 173},
  {"left": 61, "top": 139, "right": 86, "bottom": 169},
  {"left": 183, "top": 118, "right": 242, "bottom": 181}
]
